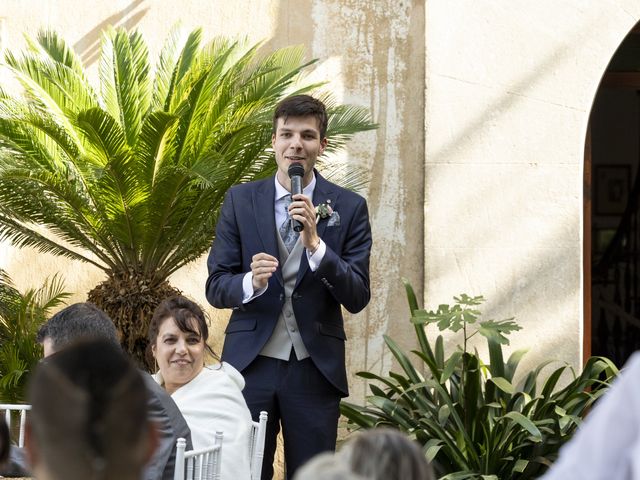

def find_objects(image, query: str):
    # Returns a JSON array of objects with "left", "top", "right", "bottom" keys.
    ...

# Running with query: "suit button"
[
  {"left": 286, "top": 311, "right": 292, "bottom": 318},
  {"left": 290, "top": 326, "right": 297, "bottom": 332}
]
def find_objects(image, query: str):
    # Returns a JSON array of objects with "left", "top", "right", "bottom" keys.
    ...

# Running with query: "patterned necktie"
[{"left": 279, "top": 195, "right": 299, "bottom": 253}]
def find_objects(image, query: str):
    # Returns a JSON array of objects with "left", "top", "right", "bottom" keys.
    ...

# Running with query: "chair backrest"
[
  {"left": 174, "top": 431, "right": 223, "bottom": 480},
  {"left": 249, "top": 410, "right": 268, "bottom": 480},
  {"left": 0, "top": 404, "right": 31, "bottom": 448}
]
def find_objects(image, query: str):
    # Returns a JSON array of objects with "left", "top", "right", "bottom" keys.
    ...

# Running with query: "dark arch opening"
[{"left": 587, "top": 21, "right": 640, "bottom": 367}]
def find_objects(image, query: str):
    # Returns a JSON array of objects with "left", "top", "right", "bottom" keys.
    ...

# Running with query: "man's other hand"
[{"left": 251, "top": 253, "right": 279, "bottom": 290}]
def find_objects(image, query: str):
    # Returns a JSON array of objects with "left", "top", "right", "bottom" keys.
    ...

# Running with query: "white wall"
[{"left": 425, "top": 0, "right": 640, "bottom": 372}]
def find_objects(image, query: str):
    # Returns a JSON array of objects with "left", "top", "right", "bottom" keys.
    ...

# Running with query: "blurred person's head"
[
  {"left": 293, "top": 452, "right": 365, "bottom": 480},
  {"left": 37, "top": 302, "right": 118, "bottom": 357},
  {"left": 25, "top": 339, "right": 156, "bottom": 480},
  {"left": 148, "top": 296, "right": 217, "bottom": 394},
  {"left": 338, "top": 428, "right": 435, "bottom": 480}
]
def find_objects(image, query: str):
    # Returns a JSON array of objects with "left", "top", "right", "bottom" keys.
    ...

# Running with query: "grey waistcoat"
[{"left": 258, "top": 228, "right": 310, "bottom": 360}]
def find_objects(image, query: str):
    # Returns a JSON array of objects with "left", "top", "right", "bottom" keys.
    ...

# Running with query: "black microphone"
[{"left": 288, "top": 164, "right": 305, "bottom": 232}]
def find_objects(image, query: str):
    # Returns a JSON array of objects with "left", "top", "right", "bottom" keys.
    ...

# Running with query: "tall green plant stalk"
[
  {"left": 0, "top": 27, "right": 376, "bottom": 367},
  {"left": 342, "top": 280, "right": 618, "bottom": 480}
]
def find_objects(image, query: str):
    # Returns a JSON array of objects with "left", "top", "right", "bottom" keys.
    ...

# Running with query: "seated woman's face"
[{"left": 153, "top": 316, "right": 205, "bottom": 393}]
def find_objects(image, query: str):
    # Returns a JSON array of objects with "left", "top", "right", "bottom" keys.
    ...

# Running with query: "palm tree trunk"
[{"left": 87, "top": 274, "right": 180, "bottom": 370}]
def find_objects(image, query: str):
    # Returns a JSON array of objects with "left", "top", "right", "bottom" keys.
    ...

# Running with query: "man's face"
[{"left": 272, "top": 116, "right": 327, "bottom": 188}]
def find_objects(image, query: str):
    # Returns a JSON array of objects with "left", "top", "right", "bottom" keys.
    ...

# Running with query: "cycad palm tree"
[
  {"left": 0, "top": 27, "right": 376, "bottom": 367},
  {"left": 0, "top": 270, "right": 69, "bottom": 402}
]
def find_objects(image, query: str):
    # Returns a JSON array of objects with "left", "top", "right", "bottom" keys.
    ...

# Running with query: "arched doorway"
[{"left": 588, "top": 22, "right": 640, "bottom": 367}]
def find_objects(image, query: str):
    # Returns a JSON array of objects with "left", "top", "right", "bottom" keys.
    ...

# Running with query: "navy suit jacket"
[{"left": 205, "top": 171, "right": 372, "bottom": 396}]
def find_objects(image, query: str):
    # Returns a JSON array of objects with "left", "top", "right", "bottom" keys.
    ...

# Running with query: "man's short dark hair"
[
  {"left": 37, "top": 303, "right": 118, "bottom": 350},
  {"left": 28, "top": 339, "right": 150, "bottom": 479},
  {"left": 272, "top": 94, "right": 329, "bottom": 139}
]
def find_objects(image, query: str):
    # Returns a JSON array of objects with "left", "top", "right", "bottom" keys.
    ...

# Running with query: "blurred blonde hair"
[
  {"left": 338, "top": 428, "right": 435, "bottom": 480},
  {"left": 293, "top": 452, "right": 365, "bottom": 480}
]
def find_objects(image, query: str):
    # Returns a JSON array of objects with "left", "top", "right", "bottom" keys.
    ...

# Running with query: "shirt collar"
[{"left": 274, "top": 171, "right": 316, "bottom": 201}]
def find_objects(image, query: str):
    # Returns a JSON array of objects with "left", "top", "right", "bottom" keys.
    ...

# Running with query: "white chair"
[
  {"left": 174, "top": 431, "right": 223, "bottom": 480},
  {"left": 249, "top": 410, "right": 268, "bottom": 480},
  {"left": 0, "top": 403, "right": 31, "bottom": 448}
]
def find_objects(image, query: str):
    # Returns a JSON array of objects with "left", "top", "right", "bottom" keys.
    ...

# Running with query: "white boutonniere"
[
  {"left": 315, "top": 200, "right": 333, "bottom": 224},
  {"left": 315, "top": 200, "right": 340, "bottom": 226}
]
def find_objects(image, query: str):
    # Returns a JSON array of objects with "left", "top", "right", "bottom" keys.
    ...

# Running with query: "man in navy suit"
[{"left": 206, "top": 95, "right": 372, "bottom": 479}]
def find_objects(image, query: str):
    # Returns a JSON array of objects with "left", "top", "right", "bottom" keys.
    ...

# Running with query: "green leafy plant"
[
  {"left": 0, "top": 269, "right": 69, "bottom": 402},
  {"left": 0, "top": 27, "right": 376, "bottom": 367},
  {"left": 341, "top": 280, "right": 618, "bottom": 480}
]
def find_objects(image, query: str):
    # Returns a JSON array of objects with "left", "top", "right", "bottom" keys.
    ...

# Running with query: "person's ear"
[
  {"left": 144, "top": 422, "right": 160, "bottom": 464},
  {"left": 319, "top": 137, "right": 328, "bottom": 155}
]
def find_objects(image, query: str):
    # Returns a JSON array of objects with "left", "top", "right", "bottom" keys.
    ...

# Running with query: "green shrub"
[
  {"left": 0, "top": 270, "right": 69, "bottom": 402},
  {"left": 341, "top": 280, "right": 618, "bottom": 480}
]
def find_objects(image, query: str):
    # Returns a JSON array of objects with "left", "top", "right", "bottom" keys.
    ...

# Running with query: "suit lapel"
[
  {"left": 295, "top": 171, "right": 339, "bottom": 287},
  {"left": 314, "top": 174, "right": 336, "bottom": 241},
  {"left": 253, "top": 178, "right": 283, "bottom": 286}
]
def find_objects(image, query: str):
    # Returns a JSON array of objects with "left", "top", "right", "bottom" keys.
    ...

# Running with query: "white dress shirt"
[{"left": 241, "top": 173, "right": 326, "bottom": 302}]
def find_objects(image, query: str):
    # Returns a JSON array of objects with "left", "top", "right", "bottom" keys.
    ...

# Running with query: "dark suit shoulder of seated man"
[{"left": 143, "top": 373, "right": 193, "bottom": 480}]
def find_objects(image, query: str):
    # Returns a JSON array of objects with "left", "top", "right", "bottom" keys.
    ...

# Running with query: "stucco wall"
[
  {"left": 425, "top": 0, "right": 640, "bottom": 372},
  {"left": 0, "top": 0, "right": 425, "bottom": 405}
]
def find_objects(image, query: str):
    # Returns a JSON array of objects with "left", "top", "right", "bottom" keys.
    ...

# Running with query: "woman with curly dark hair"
[{"left": 149, "top": 295, "right": 253, "bottom": 480}]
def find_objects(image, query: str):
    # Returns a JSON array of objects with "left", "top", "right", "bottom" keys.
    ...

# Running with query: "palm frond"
[
  {"left": 164, "top": 28, "right": 203, "bottom": 112},
  {"left": 75, "top": 107, "right": 129, "bottom": 164},
  {"left": 0, "top": 215, "right": 106, "bottom": 269},
  {"left": 99, "top": 28, "right": 151, "bottom": 145},
  {"left": 2, "top": 59, "right": 83, "bottom": 148},
  {"left": 34, "top": 30, "right": 85, "bottom": 72},
  {"left": 323, "top": 101, "right": 378, "bottom": 153},
  {"left": 153, "top": 25, "right": 188, "bottom": 110},
  {"left": 318, "top": 161, "right": 370, "bottom": 193}
]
